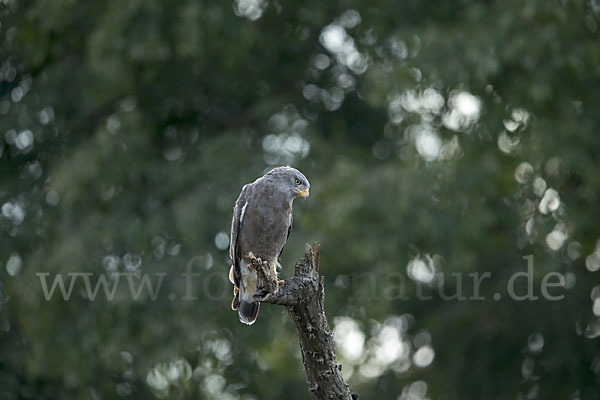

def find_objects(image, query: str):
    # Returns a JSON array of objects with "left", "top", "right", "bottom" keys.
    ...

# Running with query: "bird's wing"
[
  {"left": 278, "top": 210, "right": 293, "bottom": 261},
  {"left": 230, "top": 184, "right": 250, "bottom": 287}
]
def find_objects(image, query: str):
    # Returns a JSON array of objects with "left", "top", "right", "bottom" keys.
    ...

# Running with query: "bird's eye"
[{"left": 294, "top": 179, "right": 301, "bottom": 186}]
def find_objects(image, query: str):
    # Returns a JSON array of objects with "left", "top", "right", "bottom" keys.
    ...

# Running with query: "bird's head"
[{"left": 266, "top": 166, "right": 310, "bottom": 200}]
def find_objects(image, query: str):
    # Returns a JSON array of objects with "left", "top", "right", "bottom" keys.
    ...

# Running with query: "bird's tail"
[
  {"left": 238, "top": 300, "right": 260, "bottom": 325},
  {"left": 237, "top": 261, "right": 260, "bottom": 325}
]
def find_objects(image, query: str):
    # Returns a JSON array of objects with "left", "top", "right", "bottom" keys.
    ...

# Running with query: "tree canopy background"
[{"left": 1, "top": 0, "right": 600, "bottom": 399}]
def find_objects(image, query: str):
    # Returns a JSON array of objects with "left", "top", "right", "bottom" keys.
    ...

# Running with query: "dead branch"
[{"left": 256, "top": 243, "right": 356, "bottom": 400}]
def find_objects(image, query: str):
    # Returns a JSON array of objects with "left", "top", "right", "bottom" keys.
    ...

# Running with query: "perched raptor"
[{"left": 229, "top": 166, "right": 310, "bottom": 325}]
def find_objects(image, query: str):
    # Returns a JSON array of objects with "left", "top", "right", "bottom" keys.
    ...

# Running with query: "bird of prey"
[{"left": 229, "top": 166, "right": 310, "bottom": 325}]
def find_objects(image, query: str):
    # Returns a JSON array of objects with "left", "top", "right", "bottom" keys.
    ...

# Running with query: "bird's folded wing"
[{"left": 229, "top": 184, "right": 250, "bottom": 287}]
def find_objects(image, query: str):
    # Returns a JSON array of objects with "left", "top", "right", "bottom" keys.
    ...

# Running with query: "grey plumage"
[{"left": 229, "top": 166, "right": 310, "bottom": 325}]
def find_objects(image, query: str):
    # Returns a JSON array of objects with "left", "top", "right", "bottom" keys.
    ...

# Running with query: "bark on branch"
[{"left": 256, "top": 243, "right": 356, "bottom": 400}]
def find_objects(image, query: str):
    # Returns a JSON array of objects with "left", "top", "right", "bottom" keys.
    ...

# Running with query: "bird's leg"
[
  {"left": 248, "top": 252, "right": 267, "bottom": 278},
  {"left": 261, "top": 262, "right": 273, "bottom": 289},
  {"left": 252, "top": 263, "right": 283, "bottom": 301},
  {"left": 261, "top": 260, "right": 280, "bottom": 293},
  {"left": 275, "top": 262, "right": 285, "bottom": 291},
  {"left": 269, "top": 262, "right": 283, "bottom": 292},
  {"left": 248, "top": 251, "right": 258, "bottom": 264},
  {"left": 248, "top": 253, "right": 277, "bottom": 294}
]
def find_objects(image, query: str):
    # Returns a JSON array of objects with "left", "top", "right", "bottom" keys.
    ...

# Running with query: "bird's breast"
[{"left": 238, "top": 201, "right": 291, "bottom": 261}]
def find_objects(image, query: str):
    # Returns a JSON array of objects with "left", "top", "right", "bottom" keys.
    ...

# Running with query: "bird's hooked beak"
[{"left": 296, "top": 188, "right": 310, "bottom": 198}]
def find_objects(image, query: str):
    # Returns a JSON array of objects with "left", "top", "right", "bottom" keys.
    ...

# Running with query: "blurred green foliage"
[{"left": 1, "top": 0, "right": 600, "bottom": 399}]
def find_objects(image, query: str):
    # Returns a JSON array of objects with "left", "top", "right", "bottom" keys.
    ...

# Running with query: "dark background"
[{"left": 1, "top": 0, "right": 600, "bottom": 399}]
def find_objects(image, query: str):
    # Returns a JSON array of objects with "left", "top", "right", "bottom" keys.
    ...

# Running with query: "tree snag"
[{"left": 254, "top": 243, "right": 356, "bottom": 400}]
